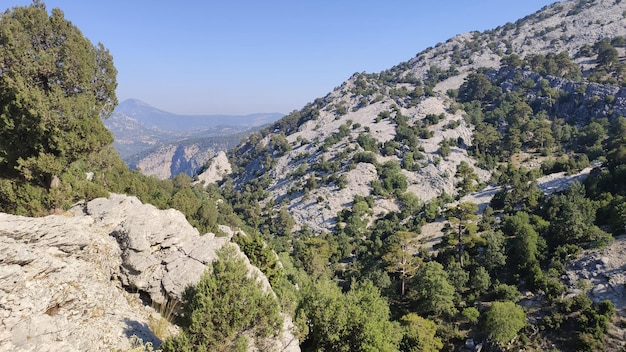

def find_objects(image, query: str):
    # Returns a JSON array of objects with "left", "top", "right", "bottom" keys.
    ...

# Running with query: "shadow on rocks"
[{"left": 123, "top": 318, "right": 162, "bottom": 347}]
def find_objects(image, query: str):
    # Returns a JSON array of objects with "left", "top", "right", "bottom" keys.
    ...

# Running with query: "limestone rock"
[
  {"left": 195, "top": 150, "right": 232, "bottom": 185},
  {"left": 0, "top": 194, "right": 300, "bottom": 351},
  {"left": 0, "top": 212, "right": 156, "bottom": 351}
]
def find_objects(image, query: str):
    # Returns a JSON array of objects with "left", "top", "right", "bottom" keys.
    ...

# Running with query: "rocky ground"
[
  {"left": 0, "top": 194, "right": 299, "bottom": 352},
  {"left": 564, "top": 235, "right": 626, "bottom": 349}
]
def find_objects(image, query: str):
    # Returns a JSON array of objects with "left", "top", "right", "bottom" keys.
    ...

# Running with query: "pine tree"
[
  {"left": 445, "top": 202, "right": 478, "bottom": 267},
  {"left": 382, "top": 231, "right": 422, "bottom": 297}
]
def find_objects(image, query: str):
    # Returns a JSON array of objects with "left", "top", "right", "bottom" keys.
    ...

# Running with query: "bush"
[
  {"left": 161, "top": 245, "right": 282, "bottom": 352},
  {"left": 492, "top": 283, "right": 520, "bottom": 302}
]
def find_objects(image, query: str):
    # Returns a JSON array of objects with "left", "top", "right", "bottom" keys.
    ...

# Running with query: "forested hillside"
[
  {"left": 2, "top": 0, "right": 626, "bottom": 351},
  {"left": 218, "top": 0, "right": 626, "bottom": 350}
]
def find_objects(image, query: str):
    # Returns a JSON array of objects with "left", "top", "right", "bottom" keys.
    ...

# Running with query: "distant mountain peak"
[{"left": 113, "top": 99, "right": 284, "bottom": 132}]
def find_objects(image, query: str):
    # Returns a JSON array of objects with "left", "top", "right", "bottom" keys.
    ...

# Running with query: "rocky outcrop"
[
  {"left": 565, "top": 238, "right": 626, "bottom": 304},
  {"left": 0, "top": 211, "right": 155, "bottom": 351},
  {"left": 0, "top": 194, "right": 300, "bottom": 352},
  {"left": 195, "top": 150, "right": 232, "bottom": 185},
  {"left": 129, "top": 143, "right": 218, "bottom": 180},
  {"left": 82, "top": 194, "right": 231, "bottom": 306},
  {"left": 564, "top": 235, "right": 626, "bottom": 349}
]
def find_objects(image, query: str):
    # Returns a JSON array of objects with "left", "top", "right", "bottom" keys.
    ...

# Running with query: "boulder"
[{"left": 0, "top": 211, "right": 155, "bottom": 351}]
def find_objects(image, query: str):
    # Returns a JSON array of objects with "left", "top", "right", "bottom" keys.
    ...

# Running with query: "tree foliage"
[
  {"left": 483, "top": 301, "right": 526, "bottom": 345},
  {"left": 297, "top": 280, "right": 401, "bottom": 352},
  {"left": 382, "top": 231, "right": 422, "bottom": 297},
  {"left": 161, "top": 245, "right": 282, "bottom": 352},
  {"left": 399, "top": 313, "right": 443, "bottom": 352},
  {"left": 0, "top": 3, "right": 117, "bottom": 186},
  {"left": 409, "top": 261, "right": 457, "bottom": 318},
  {"left": 445, "top": 202, "right": 478, "bottom": 267}
]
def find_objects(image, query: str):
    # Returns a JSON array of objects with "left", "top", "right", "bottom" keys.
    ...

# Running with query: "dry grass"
[{"left": 148, "top": 299, "right": 178, "bottom": 341}]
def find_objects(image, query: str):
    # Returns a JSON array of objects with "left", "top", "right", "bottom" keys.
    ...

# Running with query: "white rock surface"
[
  {"left": 195, "top": 150, "right": 232, "bottom": 185},
  {"left": 0, "top": 194, "right": 300, "bottom": 352}
]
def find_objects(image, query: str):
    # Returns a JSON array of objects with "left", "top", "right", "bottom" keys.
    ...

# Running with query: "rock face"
[
  {"left": 195, "top": 150, "right": 232, "bottom": 185},
  {"left": 0, "top": 210, "right": 154, "bottom": 351},
  {"left": 83, "top": 194, "right": 232, "bottom": 306},
  {"left": 128, "top": 143, "right": 220, "bottom": 180},
  {"left": 564, "top": 235, "right": 626, "bottom": 349},
  {"left": 0, "top": 194, "right": 300, "bottom": 352}
]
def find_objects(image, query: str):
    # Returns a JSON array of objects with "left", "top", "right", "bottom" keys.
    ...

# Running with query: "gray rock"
[{"left": 0, "top": 194, "right": 300, "bottom": 352}]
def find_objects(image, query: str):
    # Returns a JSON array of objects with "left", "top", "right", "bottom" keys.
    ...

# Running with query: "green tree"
[
  {"left": 399, "top": 313, "right": 443, "bottom": 352},
  {"left": 596, "top": 39, "right": 619, "bottom": 70},
  {"left": 445, "top": 202, "right": 478, "bottom": 267},
  {"left": 375, "top": 160, "right": 408, "bottom": 196},
  {"left": 525, "top": 116, "right": 555, "bottom": 150},
  {"left": 382, "top": 231, "right": 422, "bottom": 297},
  {"left": 480, "top": 231, "right": 507, "bottom": 275},
  {"left": 292, "top": 236, "right": 334, "bottom": 279},
  {"left": 170, "top": 187, "right": 202, "bottom": 217},
  {"left": 409, "top": 261, "right": 457, "bottom": 318},
  {"left": 471, "top": 266, "right": 491, "bottom": 295},
  {"left": 472, "top": 123, "right": 500, "bottom": 156},
  {"left": 298, "top": 280, "right": 401, "bottom": 352},
  {"left": 0, "top": 3, "right": 117, "bottom": 187},
  {"left": 161, "top": 245, "right": 282, "bottom": 352},
  {"left": 503, "top": 212, "right": 544, "bottom": 287},
  {"left": 458, "top": 72, "right": 493, "bottom": 102},
  {"left": 544, "top": 182, "right": 611, "bottom": 248},
  {"left": 461, "top": 307, "right": 480, "bottom": 325},
  {"left": 445, "top": 260, "right": 469, "bottom": 294},
  {"left": 482, "top": 301, "right": 526, "bottom": 345},
  {"left": 455, "top": 161, "right": 480, "bottom": 197},
  {"left": 274, "top": 205, "right": 295, "bottom": 236}
]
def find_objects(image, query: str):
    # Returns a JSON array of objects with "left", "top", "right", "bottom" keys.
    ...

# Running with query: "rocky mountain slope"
[
  {"left": 226, "top": 0, "right": 626, "bottom": 234},
  {"left": 0, "top": 194, "right": 299, "bottom": 351}
]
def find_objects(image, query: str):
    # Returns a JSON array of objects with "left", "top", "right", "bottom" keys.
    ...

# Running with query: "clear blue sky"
[{"left": 7, "top": 1, "right": 557, "bottom": 115}]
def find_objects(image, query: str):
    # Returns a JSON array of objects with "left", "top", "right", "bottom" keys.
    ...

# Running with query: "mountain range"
[
  {"left": 104, "top": 99, "right": 283, "bottom": 178},
  {"left": 115, "top": 99, "right": 284, "bottom": 132}
]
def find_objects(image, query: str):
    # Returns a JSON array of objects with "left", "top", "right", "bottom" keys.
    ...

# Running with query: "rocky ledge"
[{"left": 0, "top": 193, "right": 299, "bottom": 351}]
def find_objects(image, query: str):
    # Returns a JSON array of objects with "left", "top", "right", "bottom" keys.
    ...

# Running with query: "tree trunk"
[{"left": 458, "top": 223, "right": 464, "bottom": 268}]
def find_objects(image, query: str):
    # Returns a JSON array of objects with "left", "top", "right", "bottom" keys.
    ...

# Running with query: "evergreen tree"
[
  {"left": 399, "top": 313, "right": 443, "bottom": 352},
  {"left": 382, "top": 231, "right": 422, "bottom": 297},
  {"left": 409, "top": 261, "right": 457, "bottom": 318},
  {"left": 161, "top": 245, "right": 282, "bottom": 352},
  {"left": 0, "top": 2, "right": 117, "bottom": 187},
  {"left": 445, "top": 202, "right": 478, "bottom": 267},
  {"left": 482, "top": 301, "right": 526, "bottom": 345},
  {"left": 298, "top": 280, "right": 401, "bottom": 352}
]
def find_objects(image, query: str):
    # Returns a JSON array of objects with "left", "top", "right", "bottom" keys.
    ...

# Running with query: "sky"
[{"left": 6, "top": 1, "right": 557, "bottom": 115}]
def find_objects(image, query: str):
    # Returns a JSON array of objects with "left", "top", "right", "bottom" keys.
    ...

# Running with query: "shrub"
[{"left": 160, "top": 245, "right": 282, "bottom": 351}]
